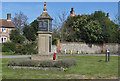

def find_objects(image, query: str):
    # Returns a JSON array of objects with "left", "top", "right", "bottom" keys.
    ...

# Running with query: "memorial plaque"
[
  {"left": 49, "top": 20, "right": 52, "bottom": 32},
  {"left": 49, "top": 36, "right": 51, "bottom": 52},
  {"left": 38, "top": 20, "right": 48, "bottom": 31}
]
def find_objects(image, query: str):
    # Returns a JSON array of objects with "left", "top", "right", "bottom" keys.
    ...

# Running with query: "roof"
[
  {"left": 0, "top": 19, "right": 15, "bottom": 28},
  {"left": 37, "top": 12, "right": 53, "bottom": 20}
]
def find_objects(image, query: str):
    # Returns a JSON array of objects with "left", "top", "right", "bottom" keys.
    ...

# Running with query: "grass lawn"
[
  {"left": 2, "top": 52, "right": 21, "bottom": 55},
  {"left": 2, "top": 56, "right": 118, "bottom": 79}
]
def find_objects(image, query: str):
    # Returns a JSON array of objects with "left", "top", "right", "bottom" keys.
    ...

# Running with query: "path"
[{"left": 0, "top": 54, "right": 119, "bottom": 58}]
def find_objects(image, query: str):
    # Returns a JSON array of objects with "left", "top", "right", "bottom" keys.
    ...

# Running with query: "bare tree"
[
  {"left": 52, "top": 11, "right": 69, "bottom": 42},
  {"left": 53, "top": 11, "right": 68, "bottom": 30},
  {"left": 113, "top": 14, "right": 120, "bottom": 26},
  {"left": 12, "top": 11, "right": 28, "bottom": 34}
]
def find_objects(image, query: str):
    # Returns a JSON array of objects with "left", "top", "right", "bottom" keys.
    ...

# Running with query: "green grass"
[
  {"left": 2, "top": 52, "right": 20, "bottom": 55},
  {"left": 2, "top": 56, "right": 118, "bottom": 79}
]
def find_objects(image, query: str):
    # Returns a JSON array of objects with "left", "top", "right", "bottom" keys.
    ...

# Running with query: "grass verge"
[{"left": 2, "top": 56, "right": 118, "bottom": 79}]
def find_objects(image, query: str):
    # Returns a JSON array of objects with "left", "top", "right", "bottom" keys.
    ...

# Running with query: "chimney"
[
  {"left": 7, "top": 13, "right": 11, "bottom": 21},
  {"left": 70, "top": 8, "right": 75, "bottom": 16},
  {"left": 106, "top": 13, "right": 110, "bottom": 19}
]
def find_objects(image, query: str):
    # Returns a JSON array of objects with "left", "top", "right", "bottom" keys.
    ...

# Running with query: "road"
[{"left": 0, "top": 54, "right": 119, "bottom": 58}]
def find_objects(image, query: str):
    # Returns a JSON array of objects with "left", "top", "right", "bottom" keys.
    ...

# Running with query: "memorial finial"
[{"left": 43, "top": 2, "right": 47, "bottom": 12}]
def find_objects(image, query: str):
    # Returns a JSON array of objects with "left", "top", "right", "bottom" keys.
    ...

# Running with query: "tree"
[
  {"left": 60, "top": 16, "right": 77, "bottom": 42},
  {"left": 23, "top": 20, "right": 38, "bottom": 41},
  {"left": 23, "top": 25, "right": 36, "bottom": 41},
  {"left": 30, "top": 20, "right": 39, "bottom": 35},
  {"left": 10, "top": 30, "right": 25, "bottom": 43},
  {"left": 81, "top": 20, "right": 103, "bottom": 43},
  {"left": 61, "top": 11, "right": 119, "bottom": 43},
  {"left": 91, "top": 11, "right": 119, "bottom": 43},
  {"left": 91, "top": 11, "right": 111, "bottom": 43},
  {"left": 113, "top": 14, "right": 120, "bottom": 43},
  {"left": 12, "top": 11, "right": 28, "bottom": 34},
  {"left": 53, "top": 11, "right": 69, "bottom": 42}
]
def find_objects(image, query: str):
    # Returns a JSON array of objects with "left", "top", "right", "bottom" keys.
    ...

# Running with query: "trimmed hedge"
[
  {"left": 8, "top": 58, "right": 76, "bottom": 68},
  {"left": 54, "top": 58, "right": 76, "bottom": 68}
]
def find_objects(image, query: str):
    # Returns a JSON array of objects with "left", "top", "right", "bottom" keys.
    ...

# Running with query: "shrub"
[
  {"left": 54, "top": 58, "right": 76, "bottom": 68},
  {"left": 8, "top": 58, "right": 76, "bottom": 68},
  {"left": 16, "top": 42, "right": 37, "bottom": 55},
  {"left": 10, "top": 30, "right": 25, "bottom": 44},
  {"left": 52, "top": 38, "right": 59, "bottom": 45},
  {"left": 2, "top": 42, "right": 16, "bottom": 52},
  {"left": 8, "top": 59, "right": 39, "bottom": 67}
]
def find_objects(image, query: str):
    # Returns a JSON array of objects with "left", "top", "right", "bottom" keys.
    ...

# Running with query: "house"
[
  {"left": 0, "top": 13, "right": 15, "bottom": 43},
  {"left": 70, "top": 8, "right": 78, "bottom": 16},
  {"left": 70, "top": 8, "right": 110, "bottom": 19}
]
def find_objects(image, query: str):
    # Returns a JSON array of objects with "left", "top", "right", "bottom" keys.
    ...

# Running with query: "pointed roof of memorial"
[{"left": 37, "top": 2, "right": 53, "bottom": 20}]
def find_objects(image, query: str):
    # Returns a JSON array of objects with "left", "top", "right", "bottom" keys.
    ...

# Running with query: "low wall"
[
  {"left": 54, "top": 42, "right": 119, "bottom": 54},
  {"left": 8, "top": 66, "right": 66, "bottom": 71}
]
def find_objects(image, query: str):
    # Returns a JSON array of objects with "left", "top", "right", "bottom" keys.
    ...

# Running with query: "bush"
[
  {"left": 8, "top": 58, "right": 76, "bottom": 68},
  {"left": 38, "top": 61, "right": 54, "bottom": 67},
  {"left": 2, "top": 42, "right": 16, "bottom": 52},
  {"left": 54, "top": 58, "right": 76, "bottom": 68},
  {"left": 52, "top": 38, "right": 59, "bottom": 45},
  {"left": 10, "top": 30, "right": 25, "bottom": 44},
  {"left": 16, "top": 42, "right": 37, "bottom": 54}
]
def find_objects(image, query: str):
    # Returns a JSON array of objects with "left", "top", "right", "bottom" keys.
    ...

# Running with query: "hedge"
[{"left": 8, "top": 58, "right": 76, "bottom": 68}]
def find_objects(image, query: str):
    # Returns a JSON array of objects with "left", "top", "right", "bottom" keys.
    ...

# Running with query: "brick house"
[{"left": 0, "top": 13, "right": 15, "bottom": 43}]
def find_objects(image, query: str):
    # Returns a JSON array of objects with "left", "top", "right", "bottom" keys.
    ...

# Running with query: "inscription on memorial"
[
  {"left": 49, "top": 20, "right": 52, "bottom": 32},
  {"left": 38, "top": 20, "right": 48, "bottom": 31},
  {"left": 49, "top": 36, "right": 51, "bottom": 52}
]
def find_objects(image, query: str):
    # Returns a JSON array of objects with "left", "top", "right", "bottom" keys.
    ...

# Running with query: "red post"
[{"left": 53, "top": 53, "right": 56, "bottom": 60}]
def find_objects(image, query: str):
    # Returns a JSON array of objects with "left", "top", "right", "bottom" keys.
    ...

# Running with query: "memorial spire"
[{"left": 43, "top": 2, "right": 47, "bottom": 12}]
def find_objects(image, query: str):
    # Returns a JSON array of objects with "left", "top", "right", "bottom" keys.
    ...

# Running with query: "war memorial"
[
  {"left": 32, "top": 2, "right": 53, "bottom": 61},
  {"left": 1, "top": 2, "right": 119, "bottom": 80}
]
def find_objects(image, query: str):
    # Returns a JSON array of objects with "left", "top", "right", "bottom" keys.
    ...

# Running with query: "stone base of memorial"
[
  {"left": 8, "top": 66, "right": 67, "bottom": 71},
  {"left": 31, "top": 55, "right": 58, "bottom": 61}
]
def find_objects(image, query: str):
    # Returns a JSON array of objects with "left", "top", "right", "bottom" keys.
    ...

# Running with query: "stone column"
[{"left": 38, "top": 32, "right": 52, "bottom": 55}]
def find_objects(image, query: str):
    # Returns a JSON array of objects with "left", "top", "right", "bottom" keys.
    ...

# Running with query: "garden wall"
[
  {"left": 106, "top": 43, "right": 119, "bottom": 54},
  {"left": 52, "top": 42, "right": 119, "bottom": 54}
]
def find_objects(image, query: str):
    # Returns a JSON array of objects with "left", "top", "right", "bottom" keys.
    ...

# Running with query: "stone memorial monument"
[{"left": 32, "top": 2, "right": 53, "bottom": 60}]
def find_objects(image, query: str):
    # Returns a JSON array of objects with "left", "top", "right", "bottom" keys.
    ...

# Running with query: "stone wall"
[
  {"left": 8, "top": 66, "right": 65, "bottom": 71},
  {"left": 53, "top": 42, "right": 119, "bottom": 54},
  {"left": 106, "top": 43, "right": 119, "bottom": 54}
]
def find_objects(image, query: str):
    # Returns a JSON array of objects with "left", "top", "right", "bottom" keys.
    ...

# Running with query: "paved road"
[
  {"left": 0, "top": 55, "right": 31, "bottom": 58},
  {"left": 0, "top": 54, "right": 119, "bottom": 58}
]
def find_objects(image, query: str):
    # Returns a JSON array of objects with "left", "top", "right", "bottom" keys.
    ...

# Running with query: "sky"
[
  {"left": 1, "top": 2, "right": 119, "bottom": 24},
  {"left": 1, "top": 0, "right": 120, "bottom": 2}
]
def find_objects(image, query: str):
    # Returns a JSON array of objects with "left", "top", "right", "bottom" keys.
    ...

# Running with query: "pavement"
[
  {"left": 0, "top": 54, "right": 119, "bottom": 58},
  {"left": 0, "top": 55, "right": 31, "bottom": 58}
]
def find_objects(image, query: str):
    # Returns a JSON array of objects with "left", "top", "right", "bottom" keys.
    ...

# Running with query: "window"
[
  {"left": 1, "top": 37, "right": 7, "bottom": 43},
  {"left": 2, "top": 28, "right": 6, "bottom": 32},
  {"left": 4, "top": 38, "right": 7, "bottom": 42}
]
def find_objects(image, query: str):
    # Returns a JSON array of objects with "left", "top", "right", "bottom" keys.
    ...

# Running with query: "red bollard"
[{"left": 53, "top": 53, "right": 56, "bottom": 60}]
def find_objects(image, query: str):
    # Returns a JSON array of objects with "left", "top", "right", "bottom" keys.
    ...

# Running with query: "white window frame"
[
  {"left": 1, "top": 37, "right": 7, "bottom": 43},
  {"left": 2, "top": 28, "right": 6, "bottom": 33}
]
